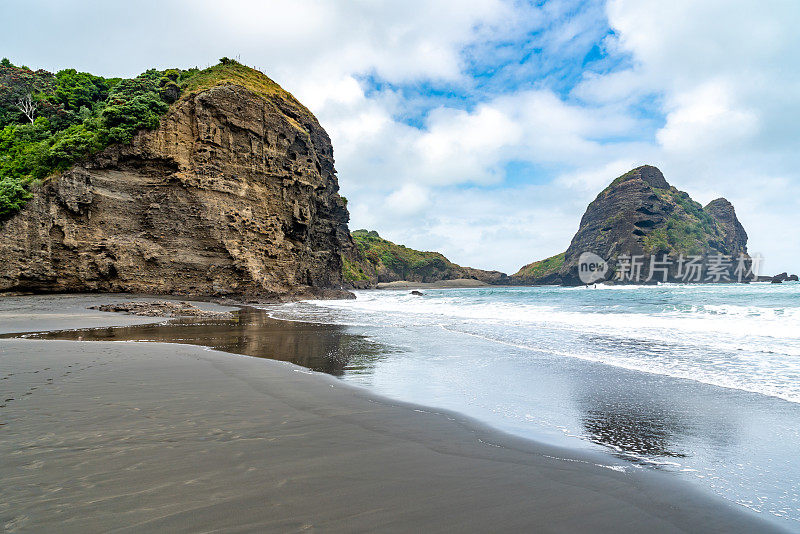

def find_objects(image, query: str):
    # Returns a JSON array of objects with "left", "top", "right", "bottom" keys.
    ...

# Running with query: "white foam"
[{"left": 265, "top": 285, "right": 800, "bottom": 404}]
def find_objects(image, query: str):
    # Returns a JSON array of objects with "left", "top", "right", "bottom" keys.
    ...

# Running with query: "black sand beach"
[{"left": 0, "top": 295, "right": 785, "bottom": 532}]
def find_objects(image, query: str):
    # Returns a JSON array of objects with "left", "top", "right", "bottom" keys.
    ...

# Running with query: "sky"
[{"left": 2, "top": 0, "right": 799, "bottom": 274}]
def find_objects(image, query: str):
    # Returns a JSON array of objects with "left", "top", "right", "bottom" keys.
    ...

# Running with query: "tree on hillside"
[
  {"left": 0, "top": 62, "right": 60, "bottom": 127},
  {"left": 15, "top": 92, "right": 37, "bottom": 123}
]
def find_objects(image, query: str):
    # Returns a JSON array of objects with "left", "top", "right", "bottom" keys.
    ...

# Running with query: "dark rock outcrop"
[
  {"left": 770, "top": 272, "right": 798, "bottom": 283},
  {"left": 90, "top": 301, "right": 232, "bottom": 318},
  {"left": 511, "top": 165, "right": 751, "bottom": 285},
  {"left": 0, "top": 81, "right": 353, "bottom": 300},
  {"left": 704, "top": 198, "right": 748, "bottom": 254}
]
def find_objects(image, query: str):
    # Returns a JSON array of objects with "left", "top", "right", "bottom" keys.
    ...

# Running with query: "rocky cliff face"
[
  {"left": 704, "top": 197, "right": 748, "bottom": 253},
  {"left": 511, "top": 165, "right": 750, "bottom": 285},
  {"left": 0, "top": 82, "right": 353, "bottom": 299}
]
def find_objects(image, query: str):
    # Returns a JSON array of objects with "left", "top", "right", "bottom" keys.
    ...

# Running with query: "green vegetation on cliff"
[
  {"left": 643, "top": 187, "right": 720, "bottom": 256},
  {"left": 345, "top": 230, "right": 508, "bottom": 285},
  {"left": 351, "top": 230, "right": 458, "bottom": 281},
  {"left": 512, "top": 251, "right": 565, "bottom": 280},
  {"left": 0, "top": 58, "right": 291, "bottom": 220},
  {"left": 180, "top": 57, "right": 311, "bottom": 118},
  {"left": 0, "top": 58, "right": 176, "bottom": 218},
  {"left": 341, "top": 253, "right": 369, "bottom": 282}
]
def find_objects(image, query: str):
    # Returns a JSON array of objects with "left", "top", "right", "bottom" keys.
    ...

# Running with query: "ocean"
[{"left": 264, "top": 283, "right": 800, "bottom": 527}]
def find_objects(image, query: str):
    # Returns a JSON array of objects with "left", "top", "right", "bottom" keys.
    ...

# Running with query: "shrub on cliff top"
[
  {"left": 0, "top": 178, "right": 31, "bottom": 219},
  {"left": 179, "top": 59, "right": 312, "bottom": 118},
  {"left": 0, "top": 59, "right": 182, "bottom": 220},
  {"left": 351, "top": 229, "right": 460, "bottom": 280},
  {"left": 0, "top": 58, "right": 307, "bottom": 221},
  {"left": 513, "top": 251, "right": 565, "bottom": 279}
]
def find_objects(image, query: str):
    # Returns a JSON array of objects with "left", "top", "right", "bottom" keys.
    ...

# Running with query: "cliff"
[
  {"left": 344, "top": 230, "right": 507, "bottom": 287},
  {"left": 704, "top": 197, "right": 748, "bottom": 253},
  {"left": 511, "top": 165, "right": 750, "bottom": 285},
  {"left": 0, "top": 63, "right": 352, "bottom": 299}
]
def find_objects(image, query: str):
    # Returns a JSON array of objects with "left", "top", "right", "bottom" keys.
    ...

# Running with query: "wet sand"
[
  {"left": 0, "top": 295, "right": 785, "bottom": 532},
  {"left": 16, "top": 307, "right": 388, "bottom": 377},
  {"left": 0, "top": 293, "right": 237, "bottom": 335}
]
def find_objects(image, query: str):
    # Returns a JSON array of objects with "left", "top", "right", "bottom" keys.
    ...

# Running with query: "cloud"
[
  {"left": 368, "top": 184, "right": 582, "bottom": 272},
  {"left": 325, "top": 84, "right": 647, "bottom": 197},
  {"left": 384, "top": 184, "right": 431, "bottom": 215},
  {"left": 556, "top": 159, "right": 640, "bottom": 192},
  {"left": 656, "top": 81, "right": 759, "bottom": 154},
  {"left": 184, "top": 0, "right": 514, "bottom": 85}
]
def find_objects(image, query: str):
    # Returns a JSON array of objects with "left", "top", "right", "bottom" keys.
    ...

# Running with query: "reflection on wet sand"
[
  {"left": 19, "top": 307, "right": 390, "bottom": 376},
  {"left": 567, "top": 335, "right": 687, "bottom": 460},
  {"left": 580, "top": 404, "right": 689, "bottom": 460},
  {"left": 570, "top": 350, "right": 740, "bottom": 466}
]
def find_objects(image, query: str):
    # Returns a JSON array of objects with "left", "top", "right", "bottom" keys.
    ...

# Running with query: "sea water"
[{"left": 264, "top": 283, "right": 800, "bottom": 527}]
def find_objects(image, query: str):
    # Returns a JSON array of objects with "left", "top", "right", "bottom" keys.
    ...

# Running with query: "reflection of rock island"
[
  {"left": 567, "top": 341, "right": 739, "bottom": 463},
  {"left": 26, "top": 308, "right": 389, "bottom": 376},
  {"left": 581, "top": 404, "right": 689, "bottom": 460}
]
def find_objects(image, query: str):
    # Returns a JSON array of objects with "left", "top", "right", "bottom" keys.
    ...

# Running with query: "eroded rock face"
[
  {"left": 511, "top": 165, "right": 751, "bottom": 285},
  {"left": 0, "top": 84, "right": 353, "bottom": 300},
  {"left": 558, "top": 166, "right": 749, "bottom": 284},
  {"left": 705, "top": 198, "right": 748, "bottom": 253}
]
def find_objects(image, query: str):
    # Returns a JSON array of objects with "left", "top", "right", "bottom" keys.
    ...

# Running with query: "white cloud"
[
  {"left": 0, "top": 0, "right": 513, "bottom": 91},
  {"left": 180, "top": 0, "right": 514, "bottom": 87},
  {"left": 384, "top": 184, "right": 431, "bottom": 216},
  {"left": 556, "top": 159, "right": 639, "bottom": 193},
  {"left": 325, "top": 84, "right": 646, "bottom": 198},
  {"left": 656, "top": 81, "right": 759, "bottom": 154},
  {"left": 371, "top": 184, "right": 581, "bottom": 272}
]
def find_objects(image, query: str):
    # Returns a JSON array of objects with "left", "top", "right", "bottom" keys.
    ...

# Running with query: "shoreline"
[{"left": 0, "top": 294, "right": 786, "bottom": 532}]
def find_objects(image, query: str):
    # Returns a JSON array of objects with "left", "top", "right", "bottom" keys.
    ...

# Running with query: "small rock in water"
[
  {"left": 771, "top": 272, "right": 789, "bottom": 284},
  {"left": 410, "top": 290, "right": 424, "bottom": 296}
]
